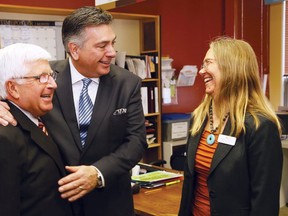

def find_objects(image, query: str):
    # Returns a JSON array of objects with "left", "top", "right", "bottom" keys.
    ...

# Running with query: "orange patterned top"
[{"left": 192, "top": 130, "right": 219, "bottom": 216}]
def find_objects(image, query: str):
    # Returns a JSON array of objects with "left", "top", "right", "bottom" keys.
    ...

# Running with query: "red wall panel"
[
  {"left": 111, "top": 0, "right": 268, "bottom": 113},
  {"left": 111, "top": 0, "right": 226, "bottom": 113},
  {"left": 0, "top": 0, "right": 94, "bottom": 9},
  {"left": 1, "top": 0, "right": 267, "bottom": 113}
]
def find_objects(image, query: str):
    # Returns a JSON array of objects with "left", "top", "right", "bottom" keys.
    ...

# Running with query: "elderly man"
[{"left": 0, "top": 43, "right": 73, "bottom": 216}]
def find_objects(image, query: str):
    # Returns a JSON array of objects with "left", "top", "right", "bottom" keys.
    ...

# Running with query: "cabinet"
[
  {"left": 163, "top": 139, "right": 187, "bottom": 169},
  {"left": 110, "top": 12, "right": 162, "bottom": 164}
]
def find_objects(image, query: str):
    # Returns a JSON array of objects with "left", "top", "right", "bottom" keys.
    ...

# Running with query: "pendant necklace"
[{"left": 206, "top": 104, "right": 229, "bottom": 145}]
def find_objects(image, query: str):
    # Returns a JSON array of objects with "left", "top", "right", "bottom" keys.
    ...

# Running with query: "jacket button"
[
  {"left": 211, "top": 209, "right": 217, "bottom": 215},
  {"left": 209, "top": 191, "right": 216, "bottom": 198}
]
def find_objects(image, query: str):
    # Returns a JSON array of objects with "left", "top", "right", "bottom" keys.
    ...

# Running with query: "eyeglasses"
[
  {"left": 201, "top": 58, "right": 216, "bottom": 70},
  {"left": 13, "top": 71, "right": 58, "bottom": 84}
]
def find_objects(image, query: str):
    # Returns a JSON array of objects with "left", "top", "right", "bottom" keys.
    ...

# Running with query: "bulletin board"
[{"left": 0, "top": 12, "right": 66, "bottom": 60}]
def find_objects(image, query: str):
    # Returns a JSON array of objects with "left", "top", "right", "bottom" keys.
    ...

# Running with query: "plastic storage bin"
[{"left": 162, "top": 113, "right": 191, "bottom": 141}]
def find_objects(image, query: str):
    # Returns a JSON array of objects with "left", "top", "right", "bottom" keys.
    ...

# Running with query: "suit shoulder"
[
  {"left": 0, "top": 125, "right": 26, "bottom": 148},
  {"left": 49, "top": 59, "right": 69, "bottom": 74},
  {"left": 110, "top": 64, "right": 142, "bottom": 81}
]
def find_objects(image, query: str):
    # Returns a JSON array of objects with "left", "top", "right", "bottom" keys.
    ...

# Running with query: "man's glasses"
[{"left": 13, "top": 71, "right": 58, "bottom": 84}]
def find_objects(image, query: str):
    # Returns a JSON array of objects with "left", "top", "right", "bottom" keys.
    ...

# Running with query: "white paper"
[
  {"left": 171, "top": 122, "right": 188, "bottom": 139},
  {"left": 162, "top": 87, "right": 171, "bottom": 104},
  {"left": 95, "top": 0, "right": 118, "bottom": 6},
  {"left": 177, "top": 65, "right": 198, "bottom": 87}
]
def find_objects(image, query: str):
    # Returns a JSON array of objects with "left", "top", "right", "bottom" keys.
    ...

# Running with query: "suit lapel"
[
  {"left": 187, "top": 117, "right": 207, "bottom": 173},
  {"left": 209, "top": 119, "right": 234, "bottom": 175},
  {"left": 9, "top": 102, "right": 66, "bottom": 175},
  {"left": 53, "top": 60, "right": 83, "bottom": 150},
  {"left": 53, "top": 60, "right": 116, "bottom": 153},
  {"left": 83, "top": 70, "right": 115, "bottom": 151},
  {"left": 187, "top": 117, "right": 235, "bottom": 176}
]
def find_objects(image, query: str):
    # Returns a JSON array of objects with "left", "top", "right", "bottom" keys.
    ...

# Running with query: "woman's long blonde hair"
[{"left": 191, "top": 37, "right": 281, "bottom": 137}]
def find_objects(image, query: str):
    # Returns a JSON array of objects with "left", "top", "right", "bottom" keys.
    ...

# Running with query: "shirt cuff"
[{"left": 92, "top": 166, "right": 105, "bottom": 188}]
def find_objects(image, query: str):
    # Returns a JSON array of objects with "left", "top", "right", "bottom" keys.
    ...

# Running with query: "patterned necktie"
[
  {"left": 38, "top": 118, "right": 48, "bottom": 135},
  {"left": 79, "top": 78, "right": 93, "bottom": 148}
]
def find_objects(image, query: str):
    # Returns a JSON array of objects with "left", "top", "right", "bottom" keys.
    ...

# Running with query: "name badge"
[{"left": 218, "top": 134, "right": 236, "bottom": 146}]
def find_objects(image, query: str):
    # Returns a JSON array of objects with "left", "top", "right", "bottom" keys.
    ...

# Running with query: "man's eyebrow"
[{"left": 97, "top": 36, "right": 117, "bottom": 44}]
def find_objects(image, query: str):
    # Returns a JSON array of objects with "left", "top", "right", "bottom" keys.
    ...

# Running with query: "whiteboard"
[{"left": 0, "top": 12, "right": 66, "bottom": 60}]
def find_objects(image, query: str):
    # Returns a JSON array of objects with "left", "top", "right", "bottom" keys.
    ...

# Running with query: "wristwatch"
[{"left": 96, "top": 174, "right": 103, "bottom": 188}]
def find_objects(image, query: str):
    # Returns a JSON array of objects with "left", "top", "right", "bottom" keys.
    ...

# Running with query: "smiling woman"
[{"left": 179, "top": 36, "right": 283, "bottom": 216}]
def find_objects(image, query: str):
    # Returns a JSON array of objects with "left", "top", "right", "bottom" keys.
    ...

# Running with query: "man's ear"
[
  {"left": 68, "top": 42, "right": 80, "bottom": 60},
  {"left": 6, "top": 81, "right": 20, "bottom": 99}
]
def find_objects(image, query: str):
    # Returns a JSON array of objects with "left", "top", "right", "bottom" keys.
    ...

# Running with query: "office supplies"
[
  {"left": 144, "top": 188, "right": 163, "bottom": 194},
  {"left": 165, "top": 179, "right": 180, "bottom": 186},
  {"left": 131, "top": 170, "right": 182, "bottom": 184},
  {"left": 141, "top": 182, "right": 165, "bottom": 189}
]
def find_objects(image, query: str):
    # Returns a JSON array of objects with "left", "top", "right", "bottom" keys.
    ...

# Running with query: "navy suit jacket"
[
  {"left": 179, "top": 114, "right": 283, "bottom": 216},
  {"left": 43, "top": 59, "right": 147, "bottom": 216},
  {"left": 0, "top": 102, "right": 73, "bottom": 216}
]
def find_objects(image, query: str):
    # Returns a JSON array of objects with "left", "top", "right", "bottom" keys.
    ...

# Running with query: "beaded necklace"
[{"left": 206, "top": 104, "right": 229, "bottom": 145}]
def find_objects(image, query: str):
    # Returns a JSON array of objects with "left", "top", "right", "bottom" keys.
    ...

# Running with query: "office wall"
[
  {"left": 269, "top": 3, "right": 283, "bottom": 110},
  {"left": 0, "top": 0, "right": 94, "bottom": 9},
  {"left": 110, "top": 0, "right": 224, "bottom": 113},
  {"left": 110, "top": 0, "right": 269, "bottom": 113},
  {"left": 0, "top": 0, "right": 270, "bottom": 113}
]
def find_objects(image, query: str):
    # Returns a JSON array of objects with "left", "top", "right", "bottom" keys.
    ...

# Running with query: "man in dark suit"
[
  {"left": 46, "top": 6, "right": 147, "bottom": 216},
  {"left": 0, "top": 7, "right": 147, "bottom": 216},
  {"left": 0, "top": 43, "right": 73, "bottom": 216}
]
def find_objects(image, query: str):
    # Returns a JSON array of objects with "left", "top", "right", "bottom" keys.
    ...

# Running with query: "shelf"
[
  {"left": 142, "top": 78, "right": 158, "bottom": 82},
  {"left": 110, "top": 12, "right": 162, "bottom": 164}
]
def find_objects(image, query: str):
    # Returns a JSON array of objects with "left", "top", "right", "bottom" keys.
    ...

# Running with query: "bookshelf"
[
  {"left": 110, "top": 12, "right": 162, "bottom": 163},
  {"left": 0, "top": 5, "right": 162, "bottom": 164}
]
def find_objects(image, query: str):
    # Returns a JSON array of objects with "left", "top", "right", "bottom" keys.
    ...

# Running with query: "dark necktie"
[
  {"left": 79, "top": 78, "right": 93, "bottom": 148},
  {"left": 38, "top": 118, "right": 48, "bottom": 135}
]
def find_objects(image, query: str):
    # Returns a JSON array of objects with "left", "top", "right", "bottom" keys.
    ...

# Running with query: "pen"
[
  {"left": 165, "top": 179, "right": 181, "bottom": 186},
  {"left": 144, "top": 188, "right": 162, "bottom": 194}
]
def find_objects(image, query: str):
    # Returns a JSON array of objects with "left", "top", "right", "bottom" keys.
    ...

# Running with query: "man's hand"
[
  {"left": 0, "top": 101, "right": 17, "bottom": 126},
  {"left": 58, "top": 165, "right": 98, "bottom": 202}
]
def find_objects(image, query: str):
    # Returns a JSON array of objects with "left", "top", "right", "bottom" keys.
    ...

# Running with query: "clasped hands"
[{"left": 58, "top": 165, "right": 98, "bottom": 202}]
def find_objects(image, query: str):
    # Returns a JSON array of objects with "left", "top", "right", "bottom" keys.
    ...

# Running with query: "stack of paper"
[{"left": 132, "top": 170, "right": 183, "bottom": 188}]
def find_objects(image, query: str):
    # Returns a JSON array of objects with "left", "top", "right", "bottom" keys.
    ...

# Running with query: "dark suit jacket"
[
  {"left": 179, "top": 114, "right": 283, "bottom": 216},
  {"left": 0, "top": 102, "right": 73, "bottom": 216},
  {"left": 43, "top": 59, "right": 147, "bottom": 216}
]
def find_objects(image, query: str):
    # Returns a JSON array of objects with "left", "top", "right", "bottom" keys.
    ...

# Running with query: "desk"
[
  {"left": 133, "top": 181, "right": 182, "bottom": 216},
  {"left": 133, "top": 164, "right": 183, "bottom": 216}
]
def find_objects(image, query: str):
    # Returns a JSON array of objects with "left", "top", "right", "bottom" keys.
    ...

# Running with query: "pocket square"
[{"left": 113, "top": 108, "right": 127, "bottom": 115}]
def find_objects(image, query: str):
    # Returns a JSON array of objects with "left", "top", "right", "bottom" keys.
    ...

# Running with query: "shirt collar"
[
  {"left": 9, "top": 101, "right": 38, "bottom": 125},
  {"left": 69, "top": 58, "right": 99, "bottom": 85}
]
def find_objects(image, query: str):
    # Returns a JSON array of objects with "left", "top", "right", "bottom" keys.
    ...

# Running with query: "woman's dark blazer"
[
  {"left": 0, "top": 102, "right": 73, "bottom": 216},
  {"left": 178, "top": 114, "right": 283, "bottom": 216}
]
